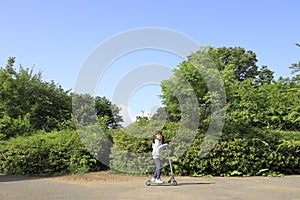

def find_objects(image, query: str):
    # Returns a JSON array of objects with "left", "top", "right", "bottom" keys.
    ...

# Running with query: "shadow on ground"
[
  {"left": 0, "top": 175, "right": 43, "bottom": 183},
  {"left": 149, "top": 181, "right": 215, "bottom": 187},
  {"left": 178, "top": 182, "right": 215, "bottom": 186}
]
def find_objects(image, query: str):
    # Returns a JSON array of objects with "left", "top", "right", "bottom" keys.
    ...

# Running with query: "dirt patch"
[{"left": 45, "top": 171, "right": 149, "bottom": 184}]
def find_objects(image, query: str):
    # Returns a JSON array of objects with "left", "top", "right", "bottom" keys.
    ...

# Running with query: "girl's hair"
[{"left": 152, "top": 131, "right": 164, "bottom": 144}]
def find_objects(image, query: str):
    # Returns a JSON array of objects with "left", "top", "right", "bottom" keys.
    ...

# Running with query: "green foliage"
[
  {"left": 95, "top": 96, "right": 123, "bottom": 128},
  {"left": 0, "top": 58, "right": 72, "bottom": 136},
  {"left": 0, "top": 113, "right": 32, "bottom": 139},
  {"left": 1, "top": 44, "right": 299, "bottom": 177},
  {"left": 289, "top": 43, "right": 300, "bottom": 82},
  {"left": 76, "top": 124, "right": 113, "bottom": 167},
  {"left": 109, "top": 146, "right": 153, "bottom": 174},
  {"left": 112, "top": 130, "right": 151, "bottom": 153},
  {"left": 166, "top": 130, "right": 300, "bottom": 177},
  {"left": 110, "top": 44, "right": 300, "bottom": 177},
  {"left": 0, "top": 58, "right": 123, "bottom": 140},
  {"left": 161, "top": 46, "right": 299, "bottom": 132},
  {"left": 72, "top": 93, "right": 123, "bottom": 129},
  {"left": 72, "top": 93, "right": 98, "bottom": 126},
  {"left": 109, "top": 129, "right": 152, "bottom": 174},
  {"left": 226, "top": 79, "right": 300, "bottom": 131},
  {"left": 277, "top": 130, "right": 300, "bottom": 142},
  {"left": 0, "top": 130, "right": 105, "bottom": 175},
  {"left": 207, "top": 46, "right": 260, "bottom": 81},
  {"left": 108, "top": 121, "right": 300, "bottom": 176},
  {"left": 160, "top": 46, "right": 262, "bottom": 124},
  {"left": 109, "top": 121, "right": 177, "bottom": 174}
]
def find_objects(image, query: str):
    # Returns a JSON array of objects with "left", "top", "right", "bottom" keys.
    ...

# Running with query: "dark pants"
[{"left": 153, "top": 158, "right": 162, "bottom": 179}]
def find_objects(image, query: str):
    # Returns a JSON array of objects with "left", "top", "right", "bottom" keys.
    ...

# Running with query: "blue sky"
[{"left": 1, "top": 0, "right": 299, "bottom": 124}]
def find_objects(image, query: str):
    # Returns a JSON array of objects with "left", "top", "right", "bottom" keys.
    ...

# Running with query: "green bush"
[
  {"left": 76, "top": 124, "right": 113, "bottom": 168},
  {"left": 110, "top": 127, "right": 300, "bottom": 176},
  {"left": 170, "top": 130, "right": 300, "bottom": 177},
  {"left": 2, "top": 125, "right": 298, "bottom": 176},
  {"left": 0, "top": 129, "right": 106, "bottom": 175},
  {"left": 276, "top": 130, "right": 300, "bottom": 142},
  {"left": 109, "top": 121, "right": 179, "bottom": 174},
  {"left": 0, "top": 113, "right": 32, "bottom": 139},
  {"left": 109, "top": 129, "right": 153, "bottom": 174}
]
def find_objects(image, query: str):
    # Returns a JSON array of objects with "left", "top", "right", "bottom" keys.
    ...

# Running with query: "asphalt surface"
[{"left": 0, "top": 175, "right": 299, "bottom": 200}]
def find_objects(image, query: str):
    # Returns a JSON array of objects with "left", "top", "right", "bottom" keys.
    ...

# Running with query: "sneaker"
[
  {"left": 155, "top": 179, "right": 164, "bottom": 184},
  {"left": 151, "top": 177, "right": 156, "bottom": 182}
]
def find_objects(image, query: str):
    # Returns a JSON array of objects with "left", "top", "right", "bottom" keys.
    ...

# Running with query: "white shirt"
[{"left": 152, "top": 139, "right": 168, "bottom": 159}]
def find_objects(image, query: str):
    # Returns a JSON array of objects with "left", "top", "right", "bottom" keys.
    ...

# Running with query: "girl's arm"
[
  {"left": 158, "top": 143, "right": 168, "bottom": 150},
  {"left": 153, "top": 139, "right": 168, "bottom": 150}
]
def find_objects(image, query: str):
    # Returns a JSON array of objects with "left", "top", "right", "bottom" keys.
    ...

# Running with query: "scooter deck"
[{"left": 146, "top": 179, "right": 177, "bottom": 186}]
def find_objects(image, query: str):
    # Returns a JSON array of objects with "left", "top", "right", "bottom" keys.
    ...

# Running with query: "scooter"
[{"left": 146, "top": 147, "right": 177, "bottom": 186}]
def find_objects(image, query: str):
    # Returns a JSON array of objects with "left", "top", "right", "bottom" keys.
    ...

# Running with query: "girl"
[{"left": 152, "top": 130, "right": 168, "bottom": 183}]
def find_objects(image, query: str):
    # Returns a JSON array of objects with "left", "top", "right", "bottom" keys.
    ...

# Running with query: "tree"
[
  {"left": 159, "top": 46, "right": 299, "bottom": 132},
  {"left": 207, "top": 47, "right": 260, "bottom": 81},
  {"left": 256, "top": 65, "right": 274, "bottom": 85},
  {"left": 72, "top": 94, "right": 123, "bottom": 129},
  {"left": 289, "top": 43, "right": 300, "bottom": 83},
  {"left": 160, "top": 46, "right": 263, "bottom": 125},
  {"left": 0, "top": 57, "right": 124, "bottom": 139},
  {"left": 225, "top": 78, "right": 300, "bottom": 131},
  {"left": 94, "top": 96, "right": 123, "bottom": 128},
  {"left": 72, "top": 93, "right": 97, "bottom": 126},
  {"left": 0, "top": 58, "right": 72, "bottom": 137}
]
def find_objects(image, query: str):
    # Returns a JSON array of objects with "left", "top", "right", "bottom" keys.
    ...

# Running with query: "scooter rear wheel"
[{"left": 146, "top": 180, "right": 151, "bottom": 186}]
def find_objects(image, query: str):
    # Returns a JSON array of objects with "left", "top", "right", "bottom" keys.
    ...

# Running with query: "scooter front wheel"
[{"left": 172, "top": 180, "right": 177, "bottom": 186}]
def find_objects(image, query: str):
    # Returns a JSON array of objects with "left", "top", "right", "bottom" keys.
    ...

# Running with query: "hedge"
[
  {"left": 109, "top": 129, "right": 300, "bottom": 176},
  {"left": 0, "top": 129, "right": 106, "bottom": 175},
  {"left": 1, "top": 127, "right": 299, "bottom": 176}
]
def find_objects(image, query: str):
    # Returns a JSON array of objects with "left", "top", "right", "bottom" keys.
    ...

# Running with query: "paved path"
[{"left": 0, "top": 175, "right": 299, "bottom": 200}]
